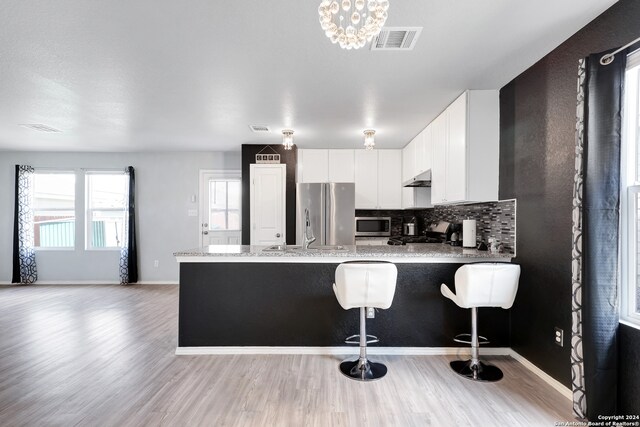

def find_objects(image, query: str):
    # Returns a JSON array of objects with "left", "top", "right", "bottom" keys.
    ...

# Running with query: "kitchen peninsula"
[{"left": 174, "top": 244, "right": 513, "bottom": 352}]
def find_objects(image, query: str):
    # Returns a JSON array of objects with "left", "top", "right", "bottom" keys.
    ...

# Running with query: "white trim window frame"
[
  {"left": 32, "top": 169, "right": 76, "bottom": 250},
  {"left": 621, "top": 48, "right": 640, "bottom": 327},
  {"left": 85, "top": 170, "right": 128, "bottom": 251}
]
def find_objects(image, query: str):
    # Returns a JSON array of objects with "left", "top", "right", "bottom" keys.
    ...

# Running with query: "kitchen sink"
[
  {"left": 308, "top": 245, "right": 348, "bottom": 251},
  {"left": 262, "top": 245, "right": 301, "bottom": 252}
]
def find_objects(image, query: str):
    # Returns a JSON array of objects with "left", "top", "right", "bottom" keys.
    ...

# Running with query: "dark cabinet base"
[{"left": 178, "top": 262, "right": 510, "bottom": 348}]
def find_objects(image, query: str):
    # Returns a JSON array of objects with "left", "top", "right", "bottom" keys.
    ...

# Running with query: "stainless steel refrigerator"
[{"left": 296, "top": 183, "right": 355, "bottom": 246}]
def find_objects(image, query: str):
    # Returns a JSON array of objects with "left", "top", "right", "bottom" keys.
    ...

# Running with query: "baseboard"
[
  {"left": 0, "top": 280, "right": 178, "bottom": 285},
  {"left": 508, "top": 349, "right": 572, "bottom": 400},
  {"left": 175, "top": 346, "right": 512, "bottom": 356}
]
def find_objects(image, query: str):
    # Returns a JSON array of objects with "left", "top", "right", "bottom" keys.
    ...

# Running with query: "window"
[
  {"left": 85, "top": 172, "right": 128, "bottom": 249},
  {"left": 33, "top": 172, "right": 76, "bottom": 248},
  {"left": 209, "top": 179, "right": 241, "bottom": 231},
  {"left": 622, "top": 49, "right": 640, "bottom": 325}
]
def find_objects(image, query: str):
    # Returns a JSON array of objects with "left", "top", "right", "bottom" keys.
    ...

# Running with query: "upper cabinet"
[
  {"left": 430, "top": 90, "right": 499, "bottom": 205},
  {"left": 297, "top": 149, "right": 329, "bottom": 183},
  {"left": 355, "top": 150, "right": 402, "bottom": 209},
  {"left": 328, "top": 149, "right": 355, "bottom": 182},
  {"left": 298, "top": 149, "right": 355, "bottom": 183}
]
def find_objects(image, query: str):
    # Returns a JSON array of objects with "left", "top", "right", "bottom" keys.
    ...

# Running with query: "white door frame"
[{"left": 199, "top": 169, "right": 241, "bottom": 246}]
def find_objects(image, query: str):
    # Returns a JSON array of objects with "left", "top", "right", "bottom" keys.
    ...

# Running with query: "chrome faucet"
[{"left": 303, "top": 208, "right": 316, "bottom": 249}]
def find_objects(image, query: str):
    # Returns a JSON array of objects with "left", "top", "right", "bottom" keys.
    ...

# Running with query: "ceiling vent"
[
  {"left": 249, "top": 125, "right": 271, "bottom": 133},
  {"left": 19, "top": 124, "right": 62, "bottom": 132},
  {"left": 371, "top": 27, "right": 423, "bottom": 51}
]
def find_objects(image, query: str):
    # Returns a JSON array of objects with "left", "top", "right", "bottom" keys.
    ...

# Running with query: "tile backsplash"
[{"left": 356, "top": 199, "right": 516, "bottom": 254}]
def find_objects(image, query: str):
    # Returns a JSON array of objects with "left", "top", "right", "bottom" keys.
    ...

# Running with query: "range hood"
[{"left": 403, "top": 170, "right": 432, "bottom": 187}]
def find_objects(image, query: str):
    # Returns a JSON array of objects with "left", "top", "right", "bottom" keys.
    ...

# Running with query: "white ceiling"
[{"left": 0, "top": 0, "right": 618, "bottom": 152}]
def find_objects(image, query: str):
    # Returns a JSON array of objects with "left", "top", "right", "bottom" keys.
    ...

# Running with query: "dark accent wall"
[
  {"left": 241, "top": 145, "right": 298, "bottom": 245},
  {"left": 618, "top": 324, "right": 640, "bottom": 413},
  {"left": 499, "top": 0, "right": 640, "bottom": 396}
]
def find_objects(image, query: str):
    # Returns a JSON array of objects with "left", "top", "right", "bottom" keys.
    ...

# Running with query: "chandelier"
[
  {"left": 318, "top": 0, "right": 389, "bottom": 50},
  {"left": 363, "top": 129, "right": 375, "bottom": 150},
  {"left": 282, "top": 129, "right": 294, "bottom": 150}
]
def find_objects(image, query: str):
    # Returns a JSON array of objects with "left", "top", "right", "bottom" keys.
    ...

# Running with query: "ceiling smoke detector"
[
  {"left": 19, "top": 124, "right": 62, "bottom": 133},
  {"left": 371, "top": 27, "right": 422, "bottom": 51},
  {"left": 249, "top": 125, "right": 271, "bottom": 133}
]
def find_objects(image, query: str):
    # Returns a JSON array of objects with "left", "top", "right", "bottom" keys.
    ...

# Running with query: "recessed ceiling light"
[
  {"left": 249, "top": 125, "right": 271, "bottom": 133},
  {"left": 19, "top": 124, "right": 62, "bottom": 133}
]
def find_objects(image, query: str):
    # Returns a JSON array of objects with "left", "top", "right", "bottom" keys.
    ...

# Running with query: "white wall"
[{"left": 0, "top": 151, "right": 241, "bottom": 283}]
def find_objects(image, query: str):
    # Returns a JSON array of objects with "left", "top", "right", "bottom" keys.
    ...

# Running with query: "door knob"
[
  {"left": 202, "top": 223, "right": 208, "bottom": 228},
  {"left": 203, "top": 231, "right": 209, "bottom": 235},
  {"left": 276, "top": 233, "right": 281, "bottom": 238}
]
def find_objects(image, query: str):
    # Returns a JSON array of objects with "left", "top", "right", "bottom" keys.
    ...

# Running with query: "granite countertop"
[{"left": 174, "top": 244, "right": 513, "bottom": 262}]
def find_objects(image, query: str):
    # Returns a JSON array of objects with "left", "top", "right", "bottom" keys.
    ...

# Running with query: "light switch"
[{"left": 188, "top": 209, "right": 198, "bottom": 217}]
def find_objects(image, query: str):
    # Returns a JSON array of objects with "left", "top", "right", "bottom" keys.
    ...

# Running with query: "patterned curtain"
[
  {"left": 571, "top": 48, "right": 626, "bottom": 420},
  {"left": 12, "top": 165, "right": 38, "bottom": 284},
  {"left": 119, "top": 166, "right": 138, "bottom": 284}
]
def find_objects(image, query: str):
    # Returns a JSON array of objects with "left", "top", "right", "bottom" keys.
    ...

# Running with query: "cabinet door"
[
  {"left": 328, "top": 150, "right": 355, "bottom": 182},
  {"left": 402, "top": 187, "right": 415, "bottom": 209},
  {"left": 354, "top": 150, "right": 378, "bottom": 209},
  {"left": 402, "top": 139, "right": 416, "bottom": 182},
  {"left": 446, "top": 93, "right": 467, "bottom": 203},
  {"left": 377, "top": 150, "right": 402, "bottom": 209},
  {"left": 298, "top": 149, "right": 328, "bottom": 183},
  {"left": 431, "top": 112, "right": 447, "bottom": 204},
  {"left": 418, "top": 125, "right": 433, "bottom": 174}
]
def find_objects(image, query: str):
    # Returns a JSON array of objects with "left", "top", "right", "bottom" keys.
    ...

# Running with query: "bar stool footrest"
[
  {"left": 453, "top": 333, "right": 489, "bottom": 345},
  {"left": 344, "top": 334, "right": 379, "bottom": 345}
]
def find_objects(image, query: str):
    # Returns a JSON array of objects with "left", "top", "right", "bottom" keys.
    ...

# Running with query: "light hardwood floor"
[{"left": 0, "top": 285, "right": 572, "bottom": 426}]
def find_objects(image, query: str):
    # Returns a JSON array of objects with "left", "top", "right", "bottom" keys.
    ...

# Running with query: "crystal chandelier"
[
  {"left": 363, "top": 129, "right": 375, "bottom": 150},
  {"left": 282, "top": 129, "right": 294, "bottom": 150},
  {"left": 318, "top": 0, "right": 389, "bottom": 50}
]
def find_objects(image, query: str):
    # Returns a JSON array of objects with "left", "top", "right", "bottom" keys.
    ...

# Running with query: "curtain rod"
[{"left": 600, "top": 35, "right": 640, "bottom": 65}]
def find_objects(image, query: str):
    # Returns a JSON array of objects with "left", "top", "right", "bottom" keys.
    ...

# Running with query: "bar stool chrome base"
[
  {"left": 450, "top": 359, "right": 503, "bottom": 382},
  {"left": 339, "top": 358, "right": 388, "bottom": 381}
]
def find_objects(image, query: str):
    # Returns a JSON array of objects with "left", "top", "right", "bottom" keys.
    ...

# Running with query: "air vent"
[
  {"left": 371, "top": 27, "right": 422, "bottom": 51},
  {"left": 249, "top": 125, "right": 271, "bottom": 133},
  {"left": 19, "top": 124, "right": 62, "bottom": 133}
]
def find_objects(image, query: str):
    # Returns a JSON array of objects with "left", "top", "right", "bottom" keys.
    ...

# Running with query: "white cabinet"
[
  {"left": 354, "top": 150, "right": 379, "bottom": 209},
  {"left": 328, "top": 149, "right": 355, "bottom": 182},
  {"left": 430, "top": 90, "right": 499, "bottom": 205},
  {"left": 298, "top": 149, "right": 355, "bottom": 183},
  {"left": 402, "top": 137, "right": 417, "bottom": 183},
  {"left": 355, "top": 150, "right": 402, "bottom": 209},
  {"left": 297, "top": 149, "right": 328, "bottom": 183},
  {"left": 415, "top": 126, "right": 432, "bottom": 175},
  {"left": 377, "top": 150, "right": 402, "bottom": 209},
  {"left": 431, "top": 111, "right": 448, "bottom": 204}
]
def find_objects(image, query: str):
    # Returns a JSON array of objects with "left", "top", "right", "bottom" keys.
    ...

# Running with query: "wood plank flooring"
[{"left": 0, "top": 285, "right": 573, "bottom": 426}]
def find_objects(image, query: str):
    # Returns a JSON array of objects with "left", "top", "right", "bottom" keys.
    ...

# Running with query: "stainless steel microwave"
[{"left": 355, "top": 217, "right": 391, "bottom": 237}]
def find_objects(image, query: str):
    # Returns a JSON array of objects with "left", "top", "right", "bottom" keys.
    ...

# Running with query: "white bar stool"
[
  {"left": 333, "top": 261, "right": 397, "bottom": 381},
  {"left": 441, "top": 262, "right": 520, "bottom": 382}
]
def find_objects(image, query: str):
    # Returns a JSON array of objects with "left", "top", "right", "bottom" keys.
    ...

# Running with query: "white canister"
[{"left": 462, "top": 220, "right": 477, "bottom": 248}]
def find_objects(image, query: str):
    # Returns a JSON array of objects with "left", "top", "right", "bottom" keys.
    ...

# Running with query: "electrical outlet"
[
  {"left": 554, "top": 327, "right": 564, "bottom": 347},
  {"left": 366, "top": 307, "right": 375, "bottom": 318},
  {"left": 153, "top": 260, "right": 159, "bottom": 268}
]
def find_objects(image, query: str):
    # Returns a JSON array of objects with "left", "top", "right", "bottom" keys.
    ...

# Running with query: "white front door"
[
  {"left": 199, "top": 170, "right": 242, "bottom": 246},
  {"left": 250, "top": 164, "right": 286, "bottom": 245}
]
